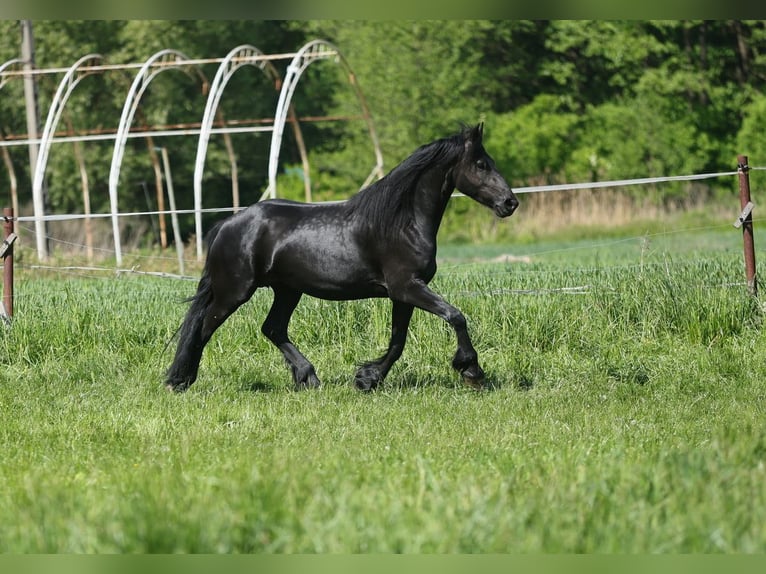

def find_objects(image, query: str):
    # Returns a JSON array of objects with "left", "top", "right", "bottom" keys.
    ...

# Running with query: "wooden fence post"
[
  {"left": 736, "top": 156, "right": 757, "bottom": 297},
  {"left": 2, "top": 207, "right": 16, "bottom": 320}
]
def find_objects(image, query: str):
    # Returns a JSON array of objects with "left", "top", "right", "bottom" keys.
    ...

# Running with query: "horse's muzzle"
[{"left": 494, "top": 194, "right": 519, "bottom": 217}]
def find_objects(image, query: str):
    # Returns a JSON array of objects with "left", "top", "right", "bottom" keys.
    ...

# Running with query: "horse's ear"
[{"left": 463, "top": 122, "right": 483, "bottom": 149}]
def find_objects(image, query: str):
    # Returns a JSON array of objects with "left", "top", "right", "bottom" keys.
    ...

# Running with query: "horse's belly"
[
  {"left": 268, "top": 249, "right": 387, "bottom": 300},
  {"left": 304, "top": 281, "right": 388, "bottom": 301},
  {"left": 282, "top": 271, "right": 388, "bottom": 301}
]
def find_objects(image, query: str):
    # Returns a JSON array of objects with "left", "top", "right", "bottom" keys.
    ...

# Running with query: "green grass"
[{"left": 2, "top": 225, "right": 766, "bottom": 552}]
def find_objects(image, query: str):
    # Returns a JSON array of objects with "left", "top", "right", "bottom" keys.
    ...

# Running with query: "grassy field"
[{"left": 2, "top": 221, "right": 766, "bottom": 552}]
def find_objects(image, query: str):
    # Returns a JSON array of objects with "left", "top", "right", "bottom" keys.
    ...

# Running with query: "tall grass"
[{"left": 1, "top": 227, "right": 766, "bottom": 552}]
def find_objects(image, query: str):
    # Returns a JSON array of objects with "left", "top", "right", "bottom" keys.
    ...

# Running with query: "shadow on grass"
[
  {"left": 468, "top": 371, "right": 535, "bottom": 393},
  {"left": 381, "top": 372, "right": 507, "bottom": 393},
  {"left": 517, "top": 374, "right": 535, "bottom": 391},
  {"left": 240, "top": 376, "right": 353, "bottom": 393},
  {"left": 477, "top": 373, "right": 503, "bottom": 392},
  {"left": 234, "top": 371, "right": 537, "bottom": 394},
  {"left": 242, "top": 381, "right": 278, "bottom": 393},
  {"left": 210, "top": 369, "right": 543, "bottom": 396}
]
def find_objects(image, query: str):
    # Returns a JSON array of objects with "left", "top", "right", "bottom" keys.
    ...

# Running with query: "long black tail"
[{"left": 164, "top": 220, "right": 225, "bottom": 391}]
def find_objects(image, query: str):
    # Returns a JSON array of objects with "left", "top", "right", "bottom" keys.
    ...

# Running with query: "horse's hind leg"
[
  {"left": 355, "top": 301, "right": 414, "bottom": 391},
  {"left": 166, "top": 275, "right": 254, "bottom": 392},
  {"left": 261, "top": 288, "right": 320, "bottom": 390}
]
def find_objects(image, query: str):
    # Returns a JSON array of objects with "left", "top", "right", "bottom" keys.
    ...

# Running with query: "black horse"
[{"left": 166, "top": 123, "right": 518, "bottom": 392}]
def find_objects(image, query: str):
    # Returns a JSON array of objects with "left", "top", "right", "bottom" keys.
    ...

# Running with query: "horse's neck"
[{"left": 412, "top": 162, "right": 454, "bottom": 241}]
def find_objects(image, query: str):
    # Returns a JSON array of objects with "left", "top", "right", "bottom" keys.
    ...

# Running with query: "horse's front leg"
[
  {"left": 355, "top": 301, "right": 414, "bottom": 391},
  {"left": 390, "top": 279, "right": 484, "bottom": 389},
  {"left": 261, "top": 288, "right": 321, "bottom": 390}
]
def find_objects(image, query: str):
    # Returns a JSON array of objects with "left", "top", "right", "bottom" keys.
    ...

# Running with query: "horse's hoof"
[
  {"left": 354, "top": 367, "right": 381, "bottom": 392},
  {"left": 459, "top": 364, "right": 484, "bottom": 390},
  {"left": 354, "top": 378, "right": 378, "bottom": 392},
  {"left": 165, "top": 383, "right": 187, "bottom": 393},
  {"left": 295, "top": 375, "right": 321, "bottom": 390},
  {"left": 295, "top": 383, "right": 320, "bottom": 391},
  {"left": 461, "top": 374, "right": 485, "bottom": 390}
]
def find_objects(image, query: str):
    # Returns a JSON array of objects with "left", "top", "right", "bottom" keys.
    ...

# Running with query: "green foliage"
[
  {"left": 569, "top": 91, "right": 712, "bottom": 190},
  {"left": 737, "top": 94, "right": 766, "bottom": 165},
  {"left": 301, "top": 21, "right": 491, "bottom": 153},
  {"left": 488, "top": 95, "right": 581, "bottom": 185},
  {"left": 541, "top": 20, "right": 668, "bottom": 103}
]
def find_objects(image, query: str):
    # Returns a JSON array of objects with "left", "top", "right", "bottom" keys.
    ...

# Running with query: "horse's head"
[{"left": 454, "top": 123, "right": 518, "bottom": 218}]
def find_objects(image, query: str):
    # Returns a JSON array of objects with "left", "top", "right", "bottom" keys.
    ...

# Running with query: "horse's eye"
[{"left": 476, "top": 159, "right": 488, "bottom": 170}]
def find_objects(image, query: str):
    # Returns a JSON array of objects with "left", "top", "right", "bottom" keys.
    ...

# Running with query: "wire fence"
[
  {"left": 2, "top": 165, "right": 765, "bottom": 300},
  {"left": 9, "top": 165, "right": 766, "bottom": 224}
]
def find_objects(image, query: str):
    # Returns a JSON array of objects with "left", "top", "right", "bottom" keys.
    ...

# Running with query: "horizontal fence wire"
[
  {"left": 13, "top": 207, "right": 237, "bottom": 223},
  {"left": 6, "top": 212, "right": 756, "bottom": 276},
  {"left": 4, "top": 220, "right": 754, "bottom": 301},
  {"left": 2, "top": 167, "right": 764, "bottom": 297},
  {"left": 514, "top": 169, "right": 741, "bottom": 194},
  {"left": 23, "top": 265, "right": 198, "bottom": 281},
  {"left": 7, "top": 166, "right": 765, "bottom": 224}
]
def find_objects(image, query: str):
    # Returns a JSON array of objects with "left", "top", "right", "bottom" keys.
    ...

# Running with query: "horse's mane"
[{"left": 344, "top": 130, "right": 465, "bottom": 234}]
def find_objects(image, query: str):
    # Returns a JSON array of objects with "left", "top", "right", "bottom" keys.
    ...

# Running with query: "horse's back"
[{"left": 209, "top": 199, "right": 386, "bottom": 300}]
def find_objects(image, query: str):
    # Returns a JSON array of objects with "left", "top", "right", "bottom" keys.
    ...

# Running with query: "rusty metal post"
[
  {"left": 737, "top": 155, "right": 757, "bottom": 297},
  {"left": 2, "top": 207, "right": 15, "bottom": 319}
]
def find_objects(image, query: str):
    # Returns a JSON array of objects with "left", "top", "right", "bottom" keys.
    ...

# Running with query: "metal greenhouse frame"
[{"left": 0, "top": 40, "right": 384, "bottom": 265}]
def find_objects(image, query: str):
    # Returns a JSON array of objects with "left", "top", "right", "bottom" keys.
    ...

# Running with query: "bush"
[
  {"left": 487, "top": 95, "right": 581, "bottom": 186},
  {"left": 736, "top": 94, "right": 766, "bottom": 167}
]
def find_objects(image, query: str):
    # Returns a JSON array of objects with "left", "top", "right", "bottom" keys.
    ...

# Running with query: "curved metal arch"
[
  {"left": 265, "top": 39, "right": 384, "bottom": 200},
  {"left": 30, "top": 53, "right": 102, "bottom": 261},
  {"left": 108, "top": 49, "right": 208, "bottom": 265},
  {"left": 0, "top": 59, "right": 25, "bottom": 232},
  {"left": 0, "top": 58, "right": 24, "bottom": 90},
  {"left": 192, "top": 44, "right": 282, "bottom": 261}
]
